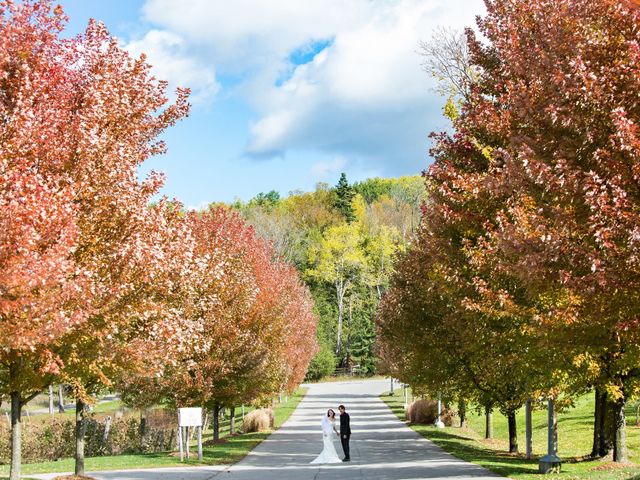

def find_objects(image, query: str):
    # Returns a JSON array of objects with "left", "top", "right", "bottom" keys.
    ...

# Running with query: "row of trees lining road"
[
  {"left": 231, "top": 174, "right": 426, "bottom": 376},
  {"left": 0, "top": 2, "right": 317, "bottom": 480},
  {"left": 377, "top": 0, "right": 640, "bottom": 463},
  {"left": 119, "top": 207, "right": 317, "bottom": 442}
]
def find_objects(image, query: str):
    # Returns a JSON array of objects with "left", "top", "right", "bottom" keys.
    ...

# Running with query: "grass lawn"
[
  {"left": 0, "top": 387, "right": 307, "bottom": 476},
  {"left": 1, "top": 398, "right": 127, "bottom": 424},
  {"left": 382, "top": 389, "right": 640, "bottom": 480}
]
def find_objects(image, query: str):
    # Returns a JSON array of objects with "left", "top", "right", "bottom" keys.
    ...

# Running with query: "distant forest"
[{"left": 225, "top": 174, "right": 426, "bottom": 379}]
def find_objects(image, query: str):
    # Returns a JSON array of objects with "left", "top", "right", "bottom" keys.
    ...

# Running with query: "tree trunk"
[
  {"left": 551, "top": 399, "right": 558, "bottom": 454},
  {"left": 48, "top": 385, "right": 55, "bottom": 416},
  {"left": 346, "top": 296, "right": 353, "bottom": 368},
  {"left": 525, "top": 399, "right": 532, "bottom": 460},
  {"left": 9, "top": 392, "right": 22, "bottom": 480},
  {"left": 75, "top": 398, "right": 86, "bottom": 476},
  {"left": 602, "top": 396, "right": 614, "bottom": 457},
  {"left": 458, "top": 399, "right": 467, "bottom": 428},
  {"left": 612, "top": 396, "right": 628, "bottom": 462},
  {"left": 58, "top": 385, "right": 65, "bottom": 413},
  {"left": 593, "top": 389, "right": 613, "bottom": 457},
  {"left": 213, "top": 404, "right": 220, "bottom": 441},
  {"left": 140, "top": 409, "right": 147, "bottom": 432},
  {"left": 230, "top": 407, "right": 236, "bottom": 435},
  {"left": 336, "top": 288, "right": 344, "bottom": 356},
  {"left": 508, "top": 412, "right": 518, "bottom": 453},
  {"left": 485, "top": 408, "right": 493, "bottom": 439},
  {"left": 592, "top": 388, "right": 603, "bottom": 457}
]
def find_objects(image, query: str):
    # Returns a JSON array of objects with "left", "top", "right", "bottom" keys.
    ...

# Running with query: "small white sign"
[{"left": 178, "top": 407, "right": 202, "bottom": 427}]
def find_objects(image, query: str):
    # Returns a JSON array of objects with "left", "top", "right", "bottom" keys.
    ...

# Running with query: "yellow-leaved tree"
[{"left": 307, "top": 223, "right": 366, "bottom": 356}]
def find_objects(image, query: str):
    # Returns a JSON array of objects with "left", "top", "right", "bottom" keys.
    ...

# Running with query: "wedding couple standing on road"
[{"left": 310, "top": 404, "right": 351, "bottom": 464}]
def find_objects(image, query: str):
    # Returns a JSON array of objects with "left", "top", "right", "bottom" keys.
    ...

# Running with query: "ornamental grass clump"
[
  {"left": 406, "top": 399, "right": 454, "bottom": 426},
  {"left": 243, "top": 409, "right": 274, "bottom": 432}
]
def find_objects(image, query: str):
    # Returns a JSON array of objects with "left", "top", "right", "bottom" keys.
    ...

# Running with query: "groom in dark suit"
[{"left": 338, "top": 404, "right": 351, "bottom": 461}]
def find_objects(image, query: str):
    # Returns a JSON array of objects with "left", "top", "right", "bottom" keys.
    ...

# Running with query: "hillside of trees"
[{"left": 228, "top": 174, "right": 426, "bottom": 379}]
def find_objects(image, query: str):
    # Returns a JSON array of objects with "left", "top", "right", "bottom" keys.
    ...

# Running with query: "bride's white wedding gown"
[{"left": 310, "top": 416, "right": 342, "bottom": 464}]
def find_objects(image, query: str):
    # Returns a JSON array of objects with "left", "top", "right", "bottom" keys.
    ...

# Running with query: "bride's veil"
[{"left": 321, "top": 413, "right": 333, "bottom": 434}]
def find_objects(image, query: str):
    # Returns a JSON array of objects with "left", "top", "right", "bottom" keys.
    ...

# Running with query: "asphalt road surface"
[{"left": 33, "top": 379, "right": 498, "bottom": 480}]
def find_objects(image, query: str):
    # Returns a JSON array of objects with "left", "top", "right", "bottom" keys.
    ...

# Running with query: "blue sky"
[{"left": 59, "top": 0, "right": 485, "bottom": 207}]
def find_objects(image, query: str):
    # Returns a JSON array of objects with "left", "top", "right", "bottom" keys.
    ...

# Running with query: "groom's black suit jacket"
[{"left": 340, "top": 412, "right": 351, "bottom": 436}]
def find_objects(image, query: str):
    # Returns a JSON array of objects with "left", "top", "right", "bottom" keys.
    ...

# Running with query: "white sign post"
[
  {"left": 178, "top": 407, "right": 203, "bottom": 461},
  {"left": 177, "top": 425, "right": 184, "bottom": 461},
  {"left": 403, "top": 384, "right": 408, "bottom": 409}
]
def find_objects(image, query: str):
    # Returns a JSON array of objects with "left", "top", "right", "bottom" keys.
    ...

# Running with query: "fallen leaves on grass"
[
  {"left": 478, "top": 437, "right": 507, "bottom": 449},
  {"left": 53, "top": 475, "right": 97, "bottom": 480},
  {"left": 590, "top": 461, "right": 635, "bottom": 471},
  {"left": 202, "top": 438, "right": 229, "bottom": 446}
]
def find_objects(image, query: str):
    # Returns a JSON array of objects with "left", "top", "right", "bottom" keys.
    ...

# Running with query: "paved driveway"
[{"left": 33, "top": 379, "right": 499, "bottom": 480}]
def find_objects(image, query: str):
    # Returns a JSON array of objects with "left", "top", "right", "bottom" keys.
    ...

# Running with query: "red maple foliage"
[
  {"left": 1, "top": 1, "right": 191, "bottom": 476},
  {"left": 378, "top": 0, "right": 640, "bottom": 462},
  {"left": 121, "top": 207, "right": 317, "bottom": 440},
  {"left": 0, "top": 2, "right": 93, "bottom": 477},
  {"left": 464, "top": 0, "right": 640, "bottom": 461},
  {"left": 0, "top": 2, "right": 315, "bottom": 477}
]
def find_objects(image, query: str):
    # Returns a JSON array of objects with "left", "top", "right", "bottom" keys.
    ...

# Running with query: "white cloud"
[
  {"left": 124, "top": 30, "right": 220, "bottom": 104},
  {"left": 185, "top": 200, "right": 211, "bottom": 212},
  {"left": 138, "top": 0, "right": 486, "bottom": 173},
  {"left": 310, "top": 156, "right": 347, "bottom": 180},
  {"left": 141, "top": 0, "right": 371, "bottom": 71}
]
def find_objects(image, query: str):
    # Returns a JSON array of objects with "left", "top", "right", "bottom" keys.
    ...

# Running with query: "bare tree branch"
[{"left": 419, "top": 27, "right": 477, "bottom": 102}]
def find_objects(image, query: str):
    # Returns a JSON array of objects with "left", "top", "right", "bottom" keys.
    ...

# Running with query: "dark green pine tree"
[
  {"left": 333, "top": 172, "right": 355, "bottom": 223},
  {"left": 250, "top": 190, "right": 281, "bottom": 209}
]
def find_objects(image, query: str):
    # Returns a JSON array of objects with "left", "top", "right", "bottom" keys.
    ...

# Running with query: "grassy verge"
[
  {"left": 0, "top": 388, "right": 307, "bottom": 476},
  {"left": 382, "top": 389, "right": 640, "bottom": 480},
  {"left": 0, "top": 399, "right": 126, "bottom": 424}
]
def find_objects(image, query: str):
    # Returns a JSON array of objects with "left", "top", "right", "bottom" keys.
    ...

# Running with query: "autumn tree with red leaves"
[
  {"left": 60, "top": 199, "right": 196, "bottom": 475},
  {"left": 0, "top": 166, "right": 87, "bottom": 480},
  {"left": 122, "top": 207, "right": 317, "bottom": 440},
  {"left": 52, "top": 21, "right": 190, "bottom": 478},
  {"left": 0, "top": 1, "right": 191, "bottom": 476},
  {"left": 378, "top": 0, "right": 640, "bottom": 462},
  {"left": 461, "top": 0, "right": 640, "bottom": 461},
  {"left": 376, "top": 163, "right": 553, "bottom": 453},
  {"left": 0, "top": 3, "right": 91, "bottom": 479},
  {"left": 1, "top": 0, "right": 317, "bottom": 476}
]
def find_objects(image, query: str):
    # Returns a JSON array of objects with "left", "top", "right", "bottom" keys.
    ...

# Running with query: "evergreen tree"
[
  {"left": 333, "top": 173, "right": 355, "bottom": 223},
  {"left": 249, "top": 190, "right": 281, "bottom": 209}
]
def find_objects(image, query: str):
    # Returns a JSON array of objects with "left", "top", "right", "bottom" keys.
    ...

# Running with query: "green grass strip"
[
  {"left": 381, "top": 389, "right": 640, "bottom": 480},
  {"left": 0, "top": 388, "right": 307, "bottom": 476}
]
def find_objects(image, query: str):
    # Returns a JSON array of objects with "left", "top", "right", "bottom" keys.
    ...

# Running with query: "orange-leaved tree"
[
  {"left": 49, "top": 15, "right": 191, "bottom": 476},
  {"left": 0, "top": 3, "right": 92, "bottom": 479},
  {"left": 386, "top": 0, "right": 640, "bottom": 461},
  {"left": 123, "top": 207, "right": 317, "bottom": 440},
  {"left": 455, "top": 0, "right": 640, "bottom": 461},
  {"left": 0, "top": 2, "right": 192, "bottom": 475}
]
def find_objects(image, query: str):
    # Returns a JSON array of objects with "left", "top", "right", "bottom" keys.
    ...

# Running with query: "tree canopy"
[{"left": 377, "top": 0, "right": 640, "bottom": 462}]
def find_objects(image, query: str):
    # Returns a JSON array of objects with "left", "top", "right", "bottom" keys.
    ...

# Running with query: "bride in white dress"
[{"left": 310, "top": 409, "right": 342, "bottom": 464}]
